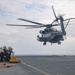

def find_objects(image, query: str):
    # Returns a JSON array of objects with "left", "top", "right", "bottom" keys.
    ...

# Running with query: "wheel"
[
  {"left": 43, "top": 42, "right": 46, "bottom": 45},
  {"left": 58, "top": 42, "right": 61, "bottom": 45}
]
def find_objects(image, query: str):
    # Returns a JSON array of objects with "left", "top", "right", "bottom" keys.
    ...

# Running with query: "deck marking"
[{"left": 21, "top": 62, "right": 50, "bottom": 75}]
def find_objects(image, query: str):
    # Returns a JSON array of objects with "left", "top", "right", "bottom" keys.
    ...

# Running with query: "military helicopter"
[{"left": 6, "top": 6, "right": 75, "bottom": 45}]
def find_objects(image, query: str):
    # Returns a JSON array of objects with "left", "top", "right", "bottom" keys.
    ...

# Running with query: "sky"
[{"left": 0, "top": 0, "right": 75, "bottom": 55}]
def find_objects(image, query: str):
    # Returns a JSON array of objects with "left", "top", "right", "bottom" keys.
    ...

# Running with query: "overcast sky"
[{"left": 0, "top": 0, "right": 75, "bottom": 55}]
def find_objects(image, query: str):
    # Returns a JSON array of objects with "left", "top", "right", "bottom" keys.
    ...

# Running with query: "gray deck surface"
[{"left": 0, "top": 56, "right": 75, "bottom": 75}]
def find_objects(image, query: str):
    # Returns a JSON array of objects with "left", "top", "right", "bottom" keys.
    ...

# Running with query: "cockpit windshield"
[{"left": 40, "top": 28, "right": 57, "bottom": 34}]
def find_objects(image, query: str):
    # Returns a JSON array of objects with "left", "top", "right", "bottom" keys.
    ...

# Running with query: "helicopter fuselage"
[
  {"left": 37, "top": 15, "right": 66, "bottom": 45},
  {"left": 37, "top": 27, "right": 64, "bottom": 45}
]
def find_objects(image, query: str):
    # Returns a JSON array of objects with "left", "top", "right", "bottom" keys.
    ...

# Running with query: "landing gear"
[
  {"left": 37, "top": 35, "right": 39, "bottom": 41},
  {"left": 63, "top": 36, "right": 67, "bottom": 39},
  {"left": 43, "top": 41, "right": 46, "bottom": 45},
  {"left": 65, "top": 36, "right": 67, "bottom": 39},
  {"left": 51, "top": 43, "right": 52, "bottom": 45},
  {"left": 58, "top": 41, "right": 61, "bottom": 45}
]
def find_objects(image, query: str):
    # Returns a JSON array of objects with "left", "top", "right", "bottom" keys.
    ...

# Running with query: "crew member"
[{"left": 0, "top": 47, "right": 4, "bottom": 62}]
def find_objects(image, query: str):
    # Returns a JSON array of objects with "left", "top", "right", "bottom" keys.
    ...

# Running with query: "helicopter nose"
[
  {"left": 37, "top": 35, "right": 40, "bottom": 41},
  {"left": 37, "top": 35, "right": 43, "bottom": 41}
]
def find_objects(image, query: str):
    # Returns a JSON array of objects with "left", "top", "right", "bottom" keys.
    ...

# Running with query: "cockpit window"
[{"left": 41, "top": 28, "right": 57, "bottom": 34}]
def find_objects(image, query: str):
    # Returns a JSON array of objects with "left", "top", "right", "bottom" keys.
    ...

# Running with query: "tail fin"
[{"left": 59, "top": 16, "right": 66, "bottom": 35}]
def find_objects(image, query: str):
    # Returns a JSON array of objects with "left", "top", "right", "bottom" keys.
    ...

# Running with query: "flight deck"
[{"left": 0, "top": 56, "right": 75, "bottom": 75}]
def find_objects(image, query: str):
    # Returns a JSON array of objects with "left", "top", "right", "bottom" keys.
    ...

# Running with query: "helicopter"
[{"left": 6, "top": 6, "right": 75, "bottom": 45}]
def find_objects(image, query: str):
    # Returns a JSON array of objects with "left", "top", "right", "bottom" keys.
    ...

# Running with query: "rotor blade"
[
  {"left": 6, "top": 24, "right": 43, "bottom": 27},
  {"left": 18, "top": 18, "right": 44, "bottom": 25},
  {"left": 64, "top": 18, "right": 75, "bottom": 21},
  {"left": 51, "top": 6, "right": 60, "bottom": 24},
  {"left": 6, "top": 24, "right": 47, "bottom": 29},
  {"left": 25, "top": 26, "right": 44, "bottom": 29},
  {"left": 6, "top": 23, "right": 59, "bottom": 29},
  {"left": 64, "top": 18, "right": 75, "bottom": 29},
  {"left": 51, "top": 19, "right": 56, "bottom": 24},
  {"left": 25, "top": 24, "right": 59, "bottom": 29},
  {"left": 65, "top": 23, "right": 75, "bottom": 25},
  {"left": 65, "top": 19, "right": 70, "bottom": 29},
  {"left": 45, "top": 24, "right": 59, "bottom": 27},
  {"left": 52, "top": 6, "right": 57, "bottom": 19}
]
